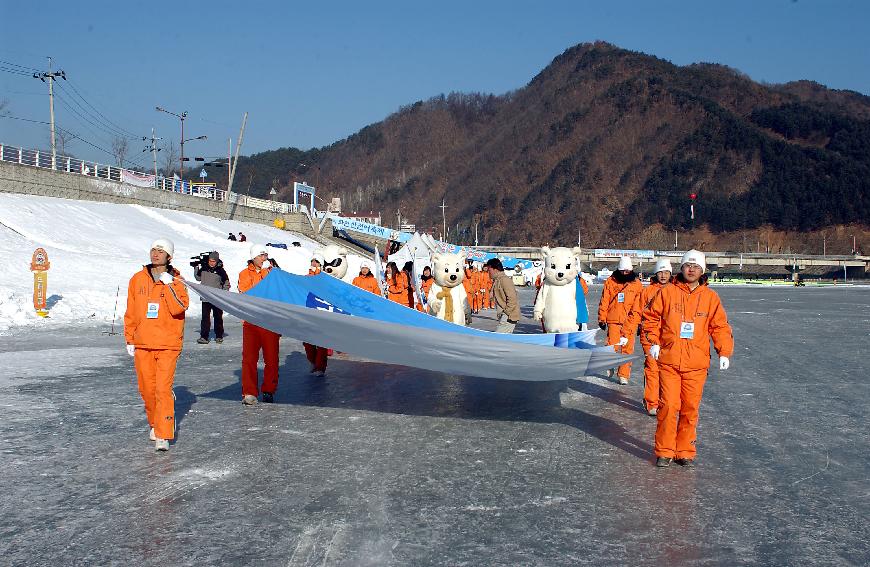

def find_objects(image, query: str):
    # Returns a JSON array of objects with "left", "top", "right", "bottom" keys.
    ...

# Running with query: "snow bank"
[{"left": 0, "top": 194, "right": 368, "bottom": 333}]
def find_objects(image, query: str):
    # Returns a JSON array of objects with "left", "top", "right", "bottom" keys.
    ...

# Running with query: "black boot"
[
  {"left": 675, "top": 458, "right": 696, "bottom": 467},
  {"left": 262, "top": 392, "right": 274, "bottom": 403},
  {"left": 656, "top": 457, "right": 672, "bottom": 468}
]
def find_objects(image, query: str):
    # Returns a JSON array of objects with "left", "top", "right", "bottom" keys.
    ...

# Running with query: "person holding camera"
[{"left": 193, "top": 251, "right": 231, "bottom": 344}]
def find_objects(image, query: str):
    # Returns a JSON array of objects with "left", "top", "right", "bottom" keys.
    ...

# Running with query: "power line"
[
  {"left": 0, "top": 59, "right": 41, "bottom": 72},
  {"left": 63, "top": 78, "right": 139, "bottom": 138},
  {"left": 0, "top": 66, "right": 32, "bottom": 76},
  {"left": 53, "top": 86, "right": 136, "bottom": 141}
]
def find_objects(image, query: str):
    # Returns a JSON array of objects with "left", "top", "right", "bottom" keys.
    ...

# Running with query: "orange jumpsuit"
[
  {"left": 642, "top": 280, "right": 734, "bottom": 460},
  {"left": 418, "top": 276, "right": 434, "bottom": 312},
  {"left": 387, "top": 272, "right": 411, "bottom": 306},
  {"left": 484, "top": 272, "right": 494, "bottom": 309},
  {"left": 238, "top": 263, "right": 281, "bottom": 396},
  {"left": 597, "top": 275, "right": 643, "bottom": 380},
  {"left": 124, "top": 265, "right": 189, "bottom": 441},
  {"left": 639, "top": 280, "right": 667, "bottom": 412},
  {"left": 302, "top": 267, "right": 329, "bottom": 372},
  {"left": 352, "top": 272, "right": 382, "bottom": 295}
]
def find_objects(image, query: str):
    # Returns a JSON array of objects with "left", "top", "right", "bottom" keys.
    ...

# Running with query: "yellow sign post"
[{"left": 31, "top": 247, "right": 50, "bottom": 317}]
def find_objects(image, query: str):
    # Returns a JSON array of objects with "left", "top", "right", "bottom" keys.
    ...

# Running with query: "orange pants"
[
  {"left": 607, "top": 323, "right": 635, "bottom": 379},
  {"left": 642, "top": 346, "right": 660, "bottom": 411},
  {"left": 655, "top": 364, "right": 708, "bottom": 459},
  {"left": 134, "top": 348, "right": 180, "bottom": 440},
  {"left": 304, "top": 342, "right": 328, "bottom": 372},
  {"left": 242, "top": 322, "right": 280, "bottom": 397}
]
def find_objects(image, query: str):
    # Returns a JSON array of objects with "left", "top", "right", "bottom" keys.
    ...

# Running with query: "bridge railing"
[{"left": 0, "top": 141, "right": 298, "bottom": 214}]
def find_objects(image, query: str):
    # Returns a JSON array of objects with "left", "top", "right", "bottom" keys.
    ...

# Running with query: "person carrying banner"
[
  {"left": 402, "top": 261, "right": 417, "bottom": 308},
  {"left": 352, "top": 260, "right": 381, "bottom": 295},
  {"left": 485, "top": 258, "right": 519, "bottom": 333},
  {"left": 639, "top": 259, "right": 673, "bottom": 416},
  {"left": 385, "top": 262, "right": 410, "bottom": 306},
  {"left": 238, "top": 243, "right": 281, "bottom": 404},
  {"left": 643, "top": 250, "right": 733, "bottom": 468},
  {"left": 124, "top": 238, "right": 189, "bottom": 451},
  {"left": 418, "top": 266, "right": 434, "bottom": 312},
  {"left": 597, "top": 256, "right": 642, "bottom": 385},
  {"left": 303, "top": 255, "right": 330, "bottom": 377}
]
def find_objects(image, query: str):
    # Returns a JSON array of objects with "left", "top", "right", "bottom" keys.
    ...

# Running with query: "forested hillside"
[{"left": 222, "top": 42, "right": 870, "bottom": 252}]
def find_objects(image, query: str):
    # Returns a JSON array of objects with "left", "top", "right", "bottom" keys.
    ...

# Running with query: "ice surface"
[{"left": 1, "top": 285, "right": 868, "bottom": 566}]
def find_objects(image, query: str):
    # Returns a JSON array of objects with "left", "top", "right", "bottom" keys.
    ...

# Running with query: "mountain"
[{"left": 224, "top": 42, "right": 870, "bottom": 253}]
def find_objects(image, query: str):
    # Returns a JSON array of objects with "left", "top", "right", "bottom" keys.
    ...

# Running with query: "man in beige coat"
[{"left": 485, "top": 258, "right": 520, "bottom": 333}]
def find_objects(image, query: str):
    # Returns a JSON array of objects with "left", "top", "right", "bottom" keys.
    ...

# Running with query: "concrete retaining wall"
[{"left": 0, "top": 160, "right": 332, "bottom": 239}]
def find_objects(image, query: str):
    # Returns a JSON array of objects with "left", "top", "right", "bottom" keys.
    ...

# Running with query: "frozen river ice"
[{"left": 1, "top": 285, "right": 868, "bottom": 566}]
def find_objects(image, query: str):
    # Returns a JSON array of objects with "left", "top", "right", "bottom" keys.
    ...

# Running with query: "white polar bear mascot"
[
  {"left": 427, "top": 251, "right": 471, "bottom": 326},
  {"left": 533, "top": 246, "right": 583, "bottom": 333},
  {"left": 317, "top": 244, "right": 350, "bottom": 280}
]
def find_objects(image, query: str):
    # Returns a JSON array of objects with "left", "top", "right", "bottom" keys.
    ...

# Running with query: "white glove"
[
  {"left": 617, "top": 337, "right": 629, "bottom": 347},
  {"left": 533, "top": 311, "right": 543, "bottom": 322},
  {"left": 719, "top": 356, "right": 730, "bottom": 370},
  {"left": 158, "top": 272, "right": 174, "bottom": 285},
  {"left": 649, "top": 345, "right": 660, "bottom": 360},
  {"left": 126, "top": 344, "right": 135, "bottom": 357}
]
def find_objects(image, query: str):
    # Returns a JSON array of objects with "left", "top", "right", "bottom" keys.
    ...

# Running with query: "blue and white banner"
[
  {"left": 328, "top": 215, "right": 412, "bottom": 243},
  {"left": 187, "top": 272, "right": 634, "bottom": 381},
  {"left": 593, "top": 248, "right": 655, "bottom": 260}
]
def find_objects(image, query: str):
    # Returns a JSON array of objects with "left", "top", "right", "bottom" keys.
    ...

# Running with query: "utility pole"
[
  {"left": 142, "top": 128, "right": 162, "bottom": 182},
  {"left": 439, "top": 199, "right": 447, "bottom": 241},
  {"left": 225, "top": 112, "right": 248, "bottom": 218},
  {"left": 396, "top": 209, "right": 401, "bottom": 229},
  {"left": 33, "top": 57, "right": 65, "bottom": 170}
]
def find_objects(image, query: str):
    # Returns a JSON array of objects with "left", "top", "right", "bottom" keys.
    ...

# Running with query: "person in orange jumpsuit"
[
  {"left": 238, "top": 243, "right": 281, "bottom": 403},
  {"left": 474, "top": 263, "right": 488, "bottom": 313},
  {"left": 385, "top": 261, "right": 411, "bottom": 306},
  {"left": 639, "top": 259, "right": 673, "bottom": 416},
  {"left": 352, "top": 260, "right": 381, "bottom": 295},
  {"left": 401, "top": 261, "right": 417, "bottom": 308},
  {"left": 484, "top": 267, "right": 495, "bottom": 309},
  {"left": 418, "top": 266, "right": 434, "bottom": 312},
  {"left": 597, "top": 256, "right": 642, "bottom": 385},
  {"left": 303, "top": 255, "right": 330, "bottom": 376},
  {"left": 124, "top": 238, "right": 189, "bottom": 451},
  {"left": 643, "top": 250, "right": 734, "bottom": 468}
]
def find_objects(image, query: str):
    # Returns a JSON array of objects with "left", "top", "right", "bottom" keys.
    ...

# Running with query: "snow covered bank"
[{"left": 0, "top": 194, "right": 366, "bottom": 333}]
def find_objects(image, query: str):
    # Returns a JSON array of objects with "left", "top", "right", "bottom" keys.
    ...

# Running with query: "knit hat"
[
  {"left": 617, "top": 256, "right": 633, "bottom": 271},
  {"left": 680, "top": 249, "right": 706, "bottom": 272},
  {"left": 653, "top": 259, "right": 673, "bottom": 274},
  {"left": 249, "top": 243, "right": 268, "bottom": 260},
  {"left": 150, "top": 238, "right": 174, "bottom": 258},
  {"left": 208, "top": 251, "right": 220, "bottom": 261}
]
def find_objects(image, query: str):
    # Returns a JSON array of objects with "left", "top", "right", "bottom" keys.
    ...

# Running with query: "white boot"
[
  {"left": 243, "top": 394, "right": 258, "bottom": 405},
  {"left": 155, "top": 438, "right": 169, "bottom": 451},
  {"left": 149, "top": 427, "right": 156, "bottom": 441},
  {"left": 618, "top": 376, "right": 628, "bottom": 385}
]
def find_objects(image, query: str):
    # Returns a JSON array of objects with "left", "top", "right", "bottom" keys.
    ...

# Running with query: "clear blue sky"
[{"left": 1, "top": 0, "right": 868, "bottom": 169}]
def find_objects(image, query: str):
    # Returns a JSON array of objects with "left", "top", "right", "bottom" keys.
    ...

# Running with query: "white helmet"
[
  {"left": 360, "top": 260, "right": 371, "bottom": 269},
  {"left": 150, "top": 238, "right": 174, "bottom": 259},
  {"left": 680, "top": 249, "right": 706, "bottom": 272},
  {"left": 249, "top": 243, "right": 268, "bottom": 260},
  {"left": 617, "top": 256, "right": 633, "bottom": 271},
  {"left": 654, "top": 259, "right": 673, "bottom": 274}
]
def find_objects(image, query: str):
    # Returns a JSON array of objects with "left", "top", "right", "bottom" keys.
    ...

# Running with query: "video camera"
[{"left": 190, "top": 252, "right": 223, "bottom": 269}]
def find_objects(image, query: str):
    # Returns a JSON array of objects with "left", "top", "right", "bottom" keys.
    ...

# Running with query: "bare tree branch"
[
  {"left": 111, "top": 136, "right": 129, "bottom": 167},
  {"left": 161, "top": 140, "right": 179, "bottom": 175}
]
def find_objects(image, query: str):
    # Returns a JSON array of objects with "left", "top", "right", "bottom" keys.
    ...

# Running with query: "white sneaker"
[
  {"left": 648, "top": 407, "right": 658, "bottom": 416},
  {"left": 314, "top": 370, "right": 325, "bottom": 377},
  {"left": 155, "top": 438, "right": 169, "bottom": 451},
  {"left": 243, "top": 394, "right": 258, "bottom": 405},
  {"left": 149, "top": 427, "right": 156, "bottom": 441},
  {"left": 607, "top": 369, "right": 614, "bottom": 379},
  {"left": 618, "top": 376, "right": 628, "bottom": 385}
]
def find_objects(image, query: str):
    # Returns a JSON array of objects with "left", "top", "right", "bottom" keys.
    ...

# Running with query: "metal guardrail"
[{"left": 0, "top": 141, "right": 298, "bottom": 214}]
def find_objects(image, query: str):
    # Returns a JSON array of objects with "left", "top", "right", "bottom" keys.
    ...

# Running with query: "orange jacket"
[
  {"left": 238, "top": 263, "right": 272, "bottom": 293},
  {"left": 124, "top": 266, "right": 189, "bottom": 350},
  {"left": 462, "top": 268, "right": 473, "bottom": 296},
  {"left": 642, "top": 279, "right": 734, "bottom": 371},
  {"left": 598, "top": 276, "right": 642, "bottom": 333},
  {"left": 420, "top": 277, "right": 434, "bottom": 297},
  {"left": 353, "top": 273, "right": 382, "bottom": 295},
  {"left": 639, "top": 280, "right": 666, "bottom": 346},
  {"left": 387, "top": 271, "right": 410, "bottom": 305}
]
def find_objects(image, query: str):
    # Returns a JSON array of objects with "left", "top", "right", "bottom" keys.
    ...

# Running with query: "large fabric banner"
[
  {"left": 121, "top": 170, "right": 156, "bottom": 188},
  {"left": 187, "top": 272, "right": 634, "bottom": 381}
]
